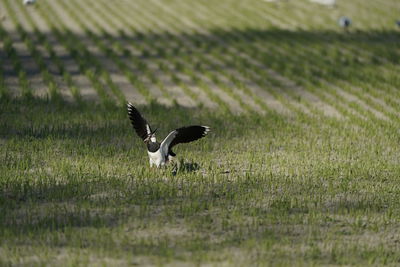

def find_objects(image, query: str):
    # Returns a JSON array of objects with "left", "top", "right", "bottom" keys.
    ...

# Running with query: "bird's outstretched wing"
[
  {"left": 161, "top": 126, "right": 210, "bottom": 155},
  {"left": 127, "top": 103, "right": 153, "bottom": 141}
]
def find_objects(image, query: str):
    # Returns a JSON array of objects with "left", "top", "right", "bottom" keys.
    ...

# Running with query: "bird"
[
  {"left": 23, "top": 0, "right": 36, "bottom": 5},
  {"left": 338, "top": 16, "right": 351, "bottom": 28},
  {"left": 127, "top": 103, "right": 210, "bottom": 168}
]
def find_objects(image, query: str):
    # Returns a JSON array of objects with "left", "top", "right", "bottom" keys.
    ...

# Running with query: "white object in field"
[
  {"left": 309, "top": 0, "right": 336, "bottom": 6},
  {"left": 23, "top": 0, "right": 36, "bottom": 5},
  {"left": 338, "top": 16, "right": 351, "bottom": 28}
]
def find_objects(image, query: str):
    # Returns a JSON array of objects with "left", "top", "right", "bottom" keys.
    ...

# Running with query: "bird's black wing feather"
[
  {"left": 169, "top": 125, "right": 210, "bottom": 149},
  {"left": 127, "top": 103, "right": 152, "bottom": 141}
]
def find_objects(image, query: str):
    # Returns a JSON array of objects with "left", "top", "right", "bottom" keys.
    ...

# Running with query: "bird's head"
[{"left": 144, "top": 128, "right": 157, "bottom": 143}]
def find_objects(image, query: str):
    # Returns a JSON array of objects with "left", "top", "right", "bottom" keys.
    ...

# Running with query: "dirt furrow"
[
  {"left": 0, "top": 19, "right": 20, "bottom": 97},
  {"left": 81, "top": 0, "right": 174, "bottom": 106},
  {"left": 226, "top": 69, "right": 292, "bottom": 115},
  {"left": 18, "top": 2, "right": 75, "bottom": 102},
  {"left": 161, "top": 0, "right": 317, "bottom": 116},
  {"left": 175, "top": 73, "right": 219, "bottom": 109},
  {"left": 70, "top": 0, "right": 175, "bottom": 105},
  {"left": 215, "top": 3, "right": 383, "bottom": 121},
  {"left": 143, "top": 63, "right": 196, "bottom": 108},
  {"left": 53, "top": 0, "right": 145, "bottom": 104},
  {"left": 214, "top": 74, "right": 265, "bottom": 114},
  {"left": 124, "top": 0, "right": 241, "bottom": 112},
  {"left": 197, "top": 75, "right": 244, "bottom": 114},
  {"left": 254, "top": 1, "right": 399, "bottom": 120},
  {"left": 115, "top": 0, "right": 216, "bottom": 108},
  {"left": 41, "top": 0, "right": 105, "bottom": 103},
  {"left": 44, "top": 0, "right": 83, "bottom": 34},
  {"left": 146, "top": 0, "right": 256, "bottom": 113},
  {"left": 200, "top": 2, "right": 344, "bottom": 118},
  {"left": 2, "top": 0, "right": 47, "bottom": 98},
  {"left": 320, "top": 80, "right": 389, "bottom": 121},
  {"left": 340, "top": 82, "right": 400, "bottom": 119}
]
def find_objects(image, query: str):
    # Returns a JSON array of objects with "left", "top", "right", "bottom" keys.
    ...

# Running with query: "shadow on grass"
[
  {"left": 0, "top": 168, "right": 391, "bottom": 263},
  {"left": 0, "top": 96, "right": 288, "bottom": 140},
  {"left": 174, "top": 160, "right": 200, "bottom": 174}
]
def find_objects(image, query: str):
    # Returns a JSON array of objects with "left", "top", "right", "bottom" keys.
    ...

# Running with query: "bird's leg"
[
  {"left": 171, "top": 161, "right": 178, "bottom": 176},
  {"left": 168, "top": 155, "right": 175, "bottom": 163}
]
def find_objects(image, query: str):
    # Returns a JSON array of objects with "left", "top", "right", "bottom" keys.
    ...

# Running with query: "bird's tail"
[{"left": 169, "top": 150, "right": 176, "bottom": 157}]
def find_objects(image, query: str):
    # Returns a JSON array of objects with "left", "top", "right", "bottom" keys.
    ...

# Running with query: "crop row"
[{"left": 1, "top": 0, "right": 399, "bottom": 128}]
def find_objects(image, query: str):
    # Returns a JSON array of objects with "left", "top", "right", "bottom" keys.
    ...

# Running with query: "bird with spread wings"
[{"left": 127, "top": 103, "right": 210, "bottom": 167}]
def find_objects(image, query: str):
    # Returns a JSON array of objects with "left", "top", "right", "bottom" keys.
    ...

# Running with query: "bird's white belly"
[{"left": 147, "top": 150, "right": 165, "bottom": 167}]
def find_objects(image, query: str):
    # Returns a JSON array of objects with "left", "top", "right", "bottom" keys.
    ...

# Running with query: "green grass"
[
  {"left": 1, "top": 98, "right": 400, "bottom": 266},
  {"left": 1, "top": 0, "right": 400, "bottom": 265}
]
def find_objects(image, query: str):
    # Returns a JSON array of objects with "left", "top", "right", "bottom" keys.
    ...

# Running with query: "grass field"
[{"left": 1, "top": 0, "right": 400, "bottom": 265}]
